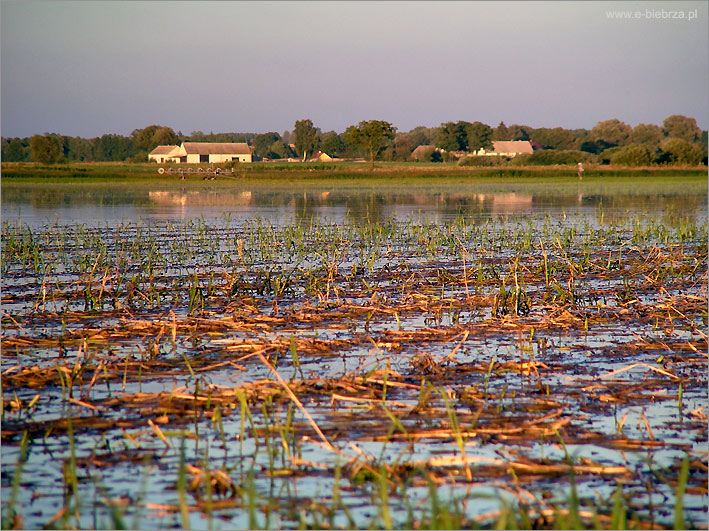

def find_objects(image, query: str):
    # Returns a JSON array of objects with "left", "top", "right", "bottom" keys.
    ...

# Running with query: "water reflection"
[
  {"left": 148, "top": 190, "right": 254, "bottom": 206},
  {"left": 2, "top": 179, "right": 706, "bottom": 228},
  {"left": 475, "top": 193, "right": 533, "bottom": 214}
]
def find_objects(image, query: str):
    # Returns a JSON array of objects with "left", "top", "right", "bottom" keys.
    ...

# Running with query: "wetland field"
[{"left": 1, "top": 172, "right": 707, "bottom": 529}]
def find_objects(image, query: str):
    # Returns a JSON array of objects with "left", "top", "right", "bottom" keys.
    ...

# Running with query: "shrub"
[
  {"left": 222, "top": 160, "right": 239, "bottom": 170},
  {"left": 609, "top": 144, "right": 653, "bottom": 166},
  {"left": 415, "top": 146, "right": 444, "bottom": 162},
  {"left": 597, "top": 146, "right": 625, "bottom": 165},
  {"left": 457, "top": 155, "right": 507, "bottom": 167},
  {"left": 660, "top": 138, "right": 704, "bottom": 165},
  {"left": 509, "top": 150, "right": 596, "bottom": 166}
]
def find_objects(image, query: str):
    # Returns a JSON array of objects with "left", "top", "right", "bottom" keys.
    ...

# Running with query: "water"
[
  {"left": 3, "top": 178, "right": 706, "bottom": 228},
  {"left": 1, "top": 176, "right": 707, "bottom": 529}
]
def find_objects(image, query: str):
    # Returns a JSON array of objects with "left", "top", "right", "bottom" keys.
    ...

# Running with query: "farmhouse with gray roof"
[{"left": 148, "top": 142, "right": 253, "bottom": 163}]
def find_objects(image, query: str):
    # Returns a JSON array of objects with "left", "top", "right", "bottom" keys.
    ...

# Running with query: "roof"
[
  {"left": 149, "top": 145, "right": 179, "bottom": 155},
  {"left": 181, "top": 142, "right": 252, "bottom": 155},
  {"left": 310, "top": 151, "right": 333, "bottom": 161},
  {"left": 492, "top": 141, "right": 534, "bottom": 154},
  {"left": 412, "top": 145, "right": 441, "bottom": 156}
]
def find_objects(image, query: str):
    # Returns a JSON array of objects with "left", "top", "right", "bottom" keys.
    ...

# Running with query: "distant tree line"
[
  {"left": 2, "top": 115, "right": 706, "bottom": 166},
  {"left": 0, "top": 126, "right": 259, "bottom": 164}
]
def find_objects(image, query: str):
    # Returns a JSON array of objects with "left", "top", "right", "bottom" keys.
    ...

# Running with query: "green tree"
[
  {"left": 152, "top": 127, "right": 179, "bottom": 147},
  {"left": 133, "top": 125, "right": 178, "bottom": 152},
  {"left": 493, "top": 121, "right": 510, "bottom": 141},
  {"left": 294, "top": 119, "right": 318, "bottom": 160},
  {"left": 393, "top": 134, "right": 415, "bottom": 161},
  {"left": 94, "top": 134, "right": 134, "bottom": 161},
  {"left": 435, "top": 121, "right": 470, "bottom": 152},
  {"left": 572, "top": 128, "right": 592, "bottom": 148},
  {"left": 575, "top": 129, "right": 600, "bottom": 153},
  {"left": 319, "top": 131, "right": 344, "bottom": 156},
  {"left": 392, "top": 127, "right": 439, "bottom": 161},
  {"left": 531, "top": 127, "right": 575, "bottom": 150},
  {"left": 269, "top": 140, "right": 293, "bottom": 159},
  {"left": 660, "top": 138, "right": 703, "bottom": 165},
  {"left": 2, "top": 138, "right": 28, "bottom": 162},
  {"left": 344, "top": 120, "right": 396, "bottom": 168},
  {"left": 466, "top": 121, "right": 493, "bottom": 152},
  {"left": 411, "top": 126, "right": 437, "bottom": 146},
  {"left": 133, "top": 125, "right": 160, "bottom": 150},
  {"left": 29, "top": 134, "right": 62, "bottom": 163},
  {"left": 662, "top": 114, "right": 701, "bottom": 142},
  {"left": 507, "top": 124, "right": 532, "bottom": 141},
  {"left": 66, "top": 137, "right": 94, "bottom": 161},
  {"left": 188, "top": 130, "right": 207, "bottom": 142},
  {"left": 253, "top": 132, "right": 281, "bottom": 158},
  {"left": 590, "top": 119, "right": 632, "bottom": 149},
  {"left": 631, "top": 123, "right": 663, "bottom": 149},
  {"left": 609, "top": 144, "right": 653, "bottom": 166}
]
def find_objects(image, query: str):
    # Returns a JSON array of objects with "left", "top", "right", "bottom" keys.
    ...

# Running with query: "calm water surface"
[{"left": 2, "top": 178, "right": 706, "bottom": 227}]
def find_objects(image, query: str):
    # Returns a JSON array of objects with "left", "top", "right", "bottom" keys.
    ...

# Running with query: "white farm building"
[
  {"left": 149, "top": 142, "right": 253, "bottom": 164},
  {"left": 148, "top": 145, "right": 180, "bottom": 163},
  {"left": 476, "top": 141, "right": 534, "bottom": 157}
]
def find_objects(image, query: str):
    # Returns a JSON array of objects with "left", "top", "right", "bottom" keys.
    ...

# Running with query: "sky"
[{"left": 1, "top": 1, "right": 707, "bottom": 138}]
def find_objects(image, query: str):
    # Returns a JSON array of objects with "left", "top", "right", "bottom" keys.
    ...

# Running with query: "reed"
[{"left": 1, "top": 184, "right": 706, "bottom": 530}]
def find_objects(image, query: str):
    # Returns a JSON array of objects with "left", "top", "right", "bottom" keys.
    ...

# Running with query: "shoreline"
[{"left": 2, "top": 161, "right": 707, "bottom": 183}]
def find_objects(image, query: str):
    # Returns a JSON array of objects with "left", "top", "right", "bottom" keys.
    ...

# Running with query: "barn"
[
  {"left": 149, "top": 142, "right": 253, "bottom": 163},
  {"left": 175, "top": 142, "right": 253, "bottom": 163}
]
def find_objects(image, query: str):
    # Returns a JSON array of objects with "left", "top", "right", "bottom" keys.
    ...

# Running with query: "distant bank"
[{"left": 1, "top": 161, "right": 706, "bottom": 183}]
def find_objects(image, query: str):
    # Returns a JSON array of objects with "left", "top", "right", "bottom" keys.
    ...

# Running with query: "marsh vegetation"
[{"left": 1, "top": 175, "right": 707, "bottom": 529}]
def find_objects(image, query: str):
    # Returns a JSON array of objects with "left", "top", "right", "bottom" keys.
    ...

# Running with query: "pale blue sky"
[{"left": 1, "top": 1, "right": 707, "bottom": 137}]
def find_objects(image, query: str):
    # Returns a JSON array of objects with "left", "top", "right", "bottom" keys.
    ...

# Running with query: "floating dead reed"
[{"left": 2, "top": 212, "right": 707, "bottom": 529}]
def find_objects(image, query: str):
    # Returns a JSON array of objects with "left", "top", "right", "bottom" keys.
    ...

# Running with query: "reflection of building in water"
[
  {"left": 149, "top": 191, "right": 188, "bottom": 206},
  {"left": 475, "top": 193, "right": 533, "bottom": 214},
  {"left": 148, "top": 191, "right": 253, "bottom": 206}
]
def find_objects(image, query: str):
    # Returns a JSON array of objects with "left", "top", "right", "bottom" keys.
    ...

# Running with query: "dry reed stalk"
[
  {"left": 147, "top": 419, "right": 171, "bottom": 448},
  {"left": 289, "top": 457, "right": 330, "bottom": 469},
  {"left": 120, "top": 428, "right": 141, "bottom": 448},
  {"left": 145, "top": 499, "right": 242, "bottom": 515},
  {"left": 67, "top": 397, "right": 104, "bottom": 412},
  {"left": 43, "top": 507, "right": 68, "bottom": 529},
  {"left": 641, "top": 410, "right": 656, "bottom": 441},
  {"left": 601, "top": 362, "right": 680, "bottom": 380},
  {"left": 441, "top": 329, "right": 469, "bottom": 363},
  {"left": 255, "top": 350, "right": 336, "bottom": 453},
  {"left": 360, "top": 377, "right": 420, "bottom": 390},
  {"left": 407, "top": 454, "right": 630, "bottom": 476},
  {"left": 194, "top": 360, "right": 247, "bottom": 372},
  {"left": 608, "top": 438, "right": 666, "bottom": 449}
]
